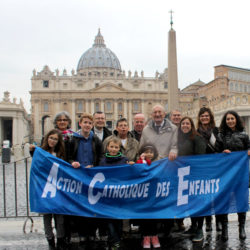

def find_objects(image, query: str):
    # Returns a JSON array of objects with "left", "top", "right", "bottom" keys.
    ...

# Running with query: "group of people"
[{"left": 30, "top": 105, "right": 250, "bottom": 250}]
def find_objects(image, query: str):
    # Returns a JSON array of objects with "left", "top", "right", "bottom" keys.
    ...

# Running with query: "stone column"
[
  {"left": 141, "top": 100, "right": 145, "bottom": 115},
  {"left": 124, "top": 99, "right": 128, "bottom": 119},
  {"left": 91, "top": 100, "right": 95, "bottom": 114},
  {"left": 85, "top": 99, "right": 89, "bottom": 113},
  {"left": 114, "top": 101, "right": 118, "bottom": 121},
  {"left": 101, "top": 100, "right": 105, "bottom": 112},
  {"left": 168, "top": 28, "right": 179, "bottom": 111},
  {"left": 0, "top": 118, "right": 2, "bottom": 147},
  {"left": 71, "top": 99, "right": 76, "bottom": 131},
  {"left": 34, "top": 100, "right": 40, "bottom": 143},
  {"left": 128, "top": 100, "right": 132, "bottom": 129}
]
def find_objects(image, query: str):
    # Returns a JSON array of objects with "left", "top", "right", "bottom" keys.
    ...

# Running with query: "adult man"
[
  {"left": 131, "top": 113, "right": 146, "bottom": 141},
  {"left": 170, "top": 109, "right": 182, "bottom": 127},
  {"left": 92, "top": 111, "right": 112, "bottom": 142},
  {"left": 140, "top": 104, "right": 177, "bottom": 161},
  {"left": 140, "top": 105, "right": 178, "bottom": 238},
  {"left": 169, "top": 109, "right": 185, "bottom": 232},
  {"left": 104, "top": 118, "right": 139, "bottom": 162}
]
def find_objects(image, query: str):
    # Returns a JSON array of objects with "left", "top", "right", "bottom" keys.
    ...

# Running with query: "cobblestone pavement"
[{"left": 0, "top": 216, "right": 250, "bottom": 250}]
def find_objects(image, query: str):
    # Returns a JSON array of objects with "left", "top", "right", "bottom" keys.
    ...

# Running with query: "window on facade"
[
  {"left": 77, "top": 101, "right": 83, "bottom": 112},
  {"left": 164, "top": 82, "right": 168, "bottom": 89},
  {"left": 118, "top": 102, "right": 122, "bottom": 112},
  {"left": 63, "top": 83, "right": 67, "bottom": 88},
  {"left": 77, "top": 83, "right": 83, "bottom": 88},
  {"left": 230, "top": 82, "right": 234, "bottom": 91},
  {"left": 106, "top": 101, "right": 112, "bottom": 111},
  {"left": 95, "top": 102, "right": 100, "bottom": 112},
  {"left": 133, "top": 101, "right": 139, "bottom": 111},
  {"left": 43, "top": 102, "right": 49, "bottom": 112},
  {"left": 95, "top": 83, "right": 99, "bottom": 88},
  {"left": 110, "top": 72, "right": 114, "bottom": 76},
  {"left": 235, "top": 83, "right": 239, "bottom": 91},
  {"left": 240, "top": 84, "right": 243, "bottom": 92},
  {"left": 43, "top": 80, "right": 49, "bottom": 88},
  {"left": 118, "top": 83, "right": 122, "bottom": 88},
  {"left": 148, "top": 84, "right": 152, "bottom": 89}
]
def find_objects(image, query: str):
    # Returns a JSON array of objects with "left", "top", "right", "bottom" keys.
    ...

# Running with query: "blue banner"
[{"left": 29, "top": 147, "right": 249, "bottom": 219}]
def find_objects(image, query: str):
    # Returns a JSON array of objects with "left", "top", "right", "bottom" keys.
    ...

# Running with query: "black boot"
[
  {"left": 205, "top": 216, "right": 212, "bottom": 232},
  {"left": 238, "top": 213, "right": 246, "bottom": 240},
  {"left": 57, "top": 237, "right": 67, "bottom": 250},
  {"left": 221, "top": 223, "right": 228, "bottom": 241},
  {"left": 47, "top": 237, "right": 56, "bottom": 250}
]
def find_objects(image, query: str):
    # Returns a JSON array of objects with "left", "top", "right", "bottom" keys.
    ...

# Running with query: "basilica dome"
[{"left": 77, "top": 29, "right": 121, "bottom": 71}]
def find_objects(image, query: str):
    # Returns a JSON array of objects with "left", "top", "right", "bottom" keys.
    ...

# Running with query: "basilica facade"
[{"left": 30, "top": 29, "right": 175, "bottom": 143}]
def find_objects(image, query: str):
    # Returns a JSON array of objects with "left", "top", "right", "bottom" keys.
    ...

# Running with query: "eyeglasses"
[
  {"left": 57, "top": 119, "right": 68, "bottom": 122},
  {"left": 48, "top": 136, "right": 58, "bottom": 141}
]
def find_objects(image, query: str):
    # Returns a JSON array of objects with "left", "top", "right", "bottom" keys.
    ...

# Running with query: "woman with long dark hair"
[
  {"left": 216, "top": 110, "right": 250, "bottom": 241},
  {"left": 197, "top": 107, "right": 223, "bottom": 233},
  {"left": 178, "top": 117, "right": 206, "bottom": 242},
  {"left": 31, "top": 129, "right": 66, "bottom": 250}
]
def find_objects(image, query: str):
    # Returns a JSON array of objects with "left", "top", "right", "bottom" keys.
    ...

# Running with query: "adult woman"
[
  {"left": 53, "top": 111, "right": 73, "bottom": 140},
  {"left": 178, "top": 117, "right": 206, "bottom": 242},
  {"left": 216, "top": 110, "right": 250, "bottom": 241},
  {"left": 53, "top": 111, "right": 74, "bottom": 245},
  {"left": 197, "top": 107, "right": 222, "bottom": 233}
]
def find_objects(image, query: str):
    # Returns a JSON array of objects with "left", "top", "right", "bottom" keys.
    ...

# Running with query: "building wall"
[{"left": 30, "top": 66, "right": 169, "bottom": 143}]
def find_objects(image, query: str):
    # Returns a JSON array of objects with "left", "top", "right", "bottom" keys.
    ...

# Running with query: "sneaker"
[
  {"left": 151, "top": 235, "right": 161, "bottom": 248},
  {"left": 192, "top": 229, "right": 204, "bottom": 242},
  {"left": 142, "top": 236, "right": 151, "bottom": 249},
  {"left": 111, "top": 242, "right": 121, "bottom": 250}
]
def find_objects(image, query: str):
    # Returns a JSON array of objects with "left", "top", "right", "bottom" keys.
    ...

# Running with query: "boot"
[
  {"left": 57, "top": 237, "right": 67, "bottom": 250},
  {"left": 47, "top": 237, "right": 56, "bottom": 250},
  {"left": 205, "top": 216, "right": 212, "bottom": 232},
  {"left": 238, "top": 213, "right": 246, "bottom": 240},
  {"left": 221, "top": 222, "right": 228, "bottom": 241}
]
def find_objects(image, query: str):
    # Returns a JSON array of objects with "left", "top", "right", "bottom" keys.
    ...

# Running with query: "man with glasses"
[{"left": 92, "top": 111, "right": 112, "bottom": 142}]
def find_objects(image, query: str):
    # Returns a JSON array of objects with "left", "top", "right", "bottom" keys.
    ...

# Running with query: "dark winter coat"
[
  {"left": 215, "top": 129, "right": 250, "bottom": 152},
  {"left": 99, "top": 152, "right": 128, "bottom": 167},
  {"left": 197, "top": 127, "right": 219, "bottom": 154},
  {"left": 67, "top": 131, "right": 103, "bottom": 166},
  {"left": 178, "top": 132, "right": 206, "bottom": 156}
]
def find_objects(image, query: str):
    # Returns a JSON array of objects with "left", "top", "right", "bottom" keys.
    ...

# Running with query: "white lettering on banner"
[
  {"left": 42, "top": 162, "right": 82, "bottom": 198},
  {"left": 177, "top": 166, "right": 220, "bottom": 206},
  {"left": 88, "top": 173, "right": 150, "bottom": 205},
  {"left": 88, "top": 173, "right": 105, "bottom": 205},
  {"left": 177, "top": 166, "right": 190, "bottom": 206},
  {"left": 42, "top": 163, "right": 59, "bottom": 198},
  {"left": 155, "top": 182, "right": 170, "bottom": 197}
]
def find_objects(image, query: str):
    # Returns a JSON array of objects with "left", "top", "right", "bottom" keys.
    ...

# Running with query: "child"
[
  {"left": 136, "top": 143, "right": 160, "bottom": 249},
  {"left": 99, "top": 136, "right": 131, "bottom": 250},
  {"left": 30, "top": 129, "right": 66, "bottom": 250}
]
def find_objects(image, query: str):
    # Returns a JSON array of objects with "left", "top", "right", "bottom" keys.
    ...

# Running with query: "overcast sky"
[{"left": 1, "top": 0, "right": 250, "bottom": 112}]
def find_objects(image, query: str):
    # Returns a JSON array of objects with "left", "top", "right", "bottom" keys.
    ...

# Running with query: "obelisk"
[{"left": 168, "top": 10, "right": 179, "bottom": 111}]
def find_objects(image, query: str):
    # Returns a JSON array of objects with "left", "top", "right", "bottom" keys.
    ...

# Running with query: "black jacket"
[
  {"left": 215, "top": 129, "right": 250, "bottom": 152},
  {"left": 67, "top": 133, "right": 103, "bottom": 166},
  {"left": 92, "top": 126, "right": 112, "bottom": 142},
  {"left": 197, "top": 127, "right": 219, "bottom": 154}
]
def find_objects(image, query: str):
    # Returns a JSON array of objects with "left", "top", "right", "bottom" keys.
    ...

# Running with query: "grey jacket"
[
  {"left": 140, "top": 118, "right": 178, "bottom": 159},
  {"left": 103, "top": 131, "right": 139, "bottom": 162}
]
